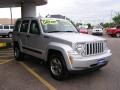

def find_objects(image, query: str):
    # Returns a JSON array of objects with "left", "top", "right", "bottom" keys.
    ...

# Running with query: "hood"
[
  {"left": 93, "top": 28, "right": 102, "bottom": 30},
  {"left": 45, "top": 32, "right": 105, "bottom": 43}
]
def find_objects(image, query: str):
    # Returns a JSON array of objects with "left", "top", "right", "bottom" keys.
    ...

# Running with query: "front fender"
[{"left": 45, "top": 42, "right": 73, "bottom": 70}]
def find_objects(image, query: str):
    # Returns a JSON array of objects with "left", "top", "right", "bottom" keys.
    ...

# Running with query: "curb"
[{"left": 0, "top": 43, "right": 7, "bottom": 48}]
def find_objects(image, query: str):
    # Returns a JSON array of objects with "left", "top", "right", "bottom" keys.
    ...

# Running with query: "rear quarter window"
[
  {"left": 10, "top": 25, "right": 14, "bottom": 29},
  {"left": 0, "top": 25, "right": 3, "bottom": 29}
]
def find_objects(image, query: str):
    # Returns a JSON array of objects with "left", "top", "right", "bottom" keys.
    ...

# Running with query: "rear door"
[
  {"left": 19, "top": 19, "right": 30, "bottom": 52},
  {"left": 13, "top": 20, "right": 21, "bottom": 41}
]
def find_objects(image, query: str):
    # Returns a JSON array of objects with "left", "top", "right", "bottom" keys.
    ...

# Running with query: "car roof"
[
  {"left": 17, "top": 17, "right": 68, "bottom": 21},
  {"left": 41, "top": 17, "right": 67, "bottom": 21}
]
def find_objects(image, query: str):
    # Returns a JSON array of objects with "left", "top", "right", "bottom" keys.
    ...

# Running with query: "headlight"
[
  {"left": 104, "top": 41, "right": 109, "bottom": 51},
  {"left": 75, "top": 43, "right": 85, "bottom": 54}
]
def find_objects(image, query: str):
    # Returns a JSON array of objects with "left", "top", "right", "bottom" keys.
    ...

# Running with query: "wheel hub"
[{"left": 51, "top": 58, "right": 62, "bottom": 76}]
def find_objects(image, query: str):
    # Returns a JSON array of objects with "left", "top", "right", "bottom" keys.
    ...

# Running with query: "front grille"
[{"left": 83, "top": 42, "right": 104, "bottom": 56}]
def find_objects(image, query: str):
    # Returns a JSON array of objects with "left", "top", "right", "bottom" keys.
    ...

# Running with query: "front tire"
[
  {"left": 49, "top": 52, "right": 69, "bottom": 81},
  {"left": 14, "top": 46, "right": 24, "bottom": 61}
]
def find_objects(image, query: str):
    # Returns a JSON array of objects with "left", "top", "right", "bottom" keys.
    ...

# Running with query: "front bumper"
[
  {"left": 92, "top": 32, "right": 103, "bottom": 35},
  {"left": 67, "top": 50, "right": 112, "bottom": 71}
]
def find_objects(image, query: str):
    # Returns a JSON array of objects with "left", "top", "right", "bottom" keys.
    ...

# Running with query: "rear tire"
[
  {"left": 14, "top": 46, "right": 24, "bottom": 61},
  {"left": 48, "top": 52, "right": 69, "bottom": 81},
  {"left": 8, "top": 33, "right": 12, "bottom": 38}
]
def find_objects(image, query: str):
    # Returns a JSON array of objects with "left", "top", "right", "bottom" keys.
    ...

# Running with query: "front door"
[{"left": 26, "top": 20, "right": 44, "bottom": 59}]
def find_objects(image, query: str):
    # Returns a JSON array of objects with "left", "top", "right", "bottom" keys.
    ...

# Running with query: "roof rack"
[{"left": 21, "top": 17, "right": 35, "bottom": 18}]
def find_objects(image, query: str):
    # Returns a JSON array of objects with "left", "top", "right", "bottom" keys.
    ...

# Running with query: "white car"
[
  {"left": 92, "top": 25, "right": 103, "bottom": 35},
  {"left": 0, "top": 24, "right": 14, "bottom": 37}
]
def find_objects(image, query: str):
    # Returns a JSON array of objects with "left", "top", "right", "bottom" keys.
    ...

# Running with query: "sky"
[{"left": 0, "top": 0, "right": 120, "bottom": 24}]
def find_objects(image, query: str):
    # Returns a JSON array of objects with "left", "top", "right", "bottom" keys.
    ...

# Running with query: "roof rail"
[{"left": 21, "top": 17, "right": 35, "bottom": 19}]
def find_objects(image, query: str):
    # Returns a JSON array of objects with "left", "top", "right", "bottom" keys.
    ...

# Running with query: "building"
[{"left": 0, "top": 18, "right": 16, "bottom": 25}]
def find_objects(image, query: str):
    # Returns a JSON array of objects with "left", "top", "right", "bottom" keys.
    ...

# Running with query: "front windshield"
[
  {"left": 93, "top": 26, "right": 102, "bottom": 29},
  {"left": 41, "top": 19, "right": 78, "bottom": 33}
]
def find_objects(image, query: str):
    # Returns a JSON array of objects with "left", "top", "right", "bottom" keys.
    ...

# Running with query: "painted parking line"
[
  {"left": 19, "top": 62, "right": 56, "bottom": 90},
  {"left": 0, "top": 60, "right": 12, "bottom": 65},
  {"left": 0, "top": 43, "right": 6, "bottom": 48},
  {"left": 0, "top": 54, "right": 14, "bottom": 58}
]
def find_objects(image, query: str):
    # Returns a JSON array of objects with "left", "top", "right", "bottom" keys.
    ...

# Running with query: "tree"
[
  {"left": 112, "top": 13, "right": 120, "bottom": 25},
  {"left": 103, "top": 22, "right": 114, "bottom": 28},
  {"left": 100, "top": 23, "right": 104, "bottom": 27},
  {"left": 103, "top": 12, "right": 120, "bottom": 28},
  {"left": 87, "top": 23, "right": 92, "bottom": 29}
]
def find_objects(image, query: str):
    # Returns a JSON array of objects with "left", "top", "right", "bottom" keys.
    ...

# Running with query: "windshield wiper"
[
  {"left": 64, "top": 31, "right": 78, "bottom": 33},
  {"left": 64, "top": 31, "right": 75, "bottom": 32},
  {"left": 47, "top": 31, "right": 78, "bottom": 33}
]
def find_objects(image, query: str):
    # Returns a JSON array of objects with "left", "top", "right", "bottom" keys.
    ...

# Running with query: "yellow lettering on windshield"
[{"left": 42, "top": 19, "right": 58, "bottom": 25}]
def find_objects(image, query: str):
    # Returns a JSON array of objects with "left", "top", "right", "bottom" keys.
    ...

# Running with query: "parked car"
[
  {"left": 79, "top": 27, "right": 88, "bottom": 34},
  {"left": 0, "top": 24, "right": 14, "bottom": 37},
  {"left": 92, "top": 25, "right": 103, "bottom": 35},
  {"left": 13, "top": 17, "right": 112, "bottom": 80},
  {"left": 106, "top": 26, "right": 120, "bottom": 38}
]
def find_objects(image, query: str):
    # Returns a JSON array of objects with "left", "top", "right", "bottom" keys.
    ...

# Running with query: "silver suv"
[{"left": 13, "top": 17, "right": 112, "bottom": 80}]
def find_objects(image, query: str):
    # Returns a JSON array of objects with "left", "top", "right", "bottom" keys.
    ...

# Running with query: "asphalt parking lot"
[{"left": 0, "top": 36, "right": 120, "bottom": 90}]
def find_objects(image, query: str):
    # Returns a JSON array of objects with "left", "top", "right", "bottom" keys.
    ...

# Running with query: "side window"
[
  {"left": 14, "top": 21, "right": 21, "bottom": 32},
  {"left": 29, "top": 20, "right": 40, "bottom": 35},
  {"left": 10, "top": 25, "right": 14, "bottom": 29},
  {"left": 4, "top": 25, "right": 9, "bottom": 29},
  {"left": 0, "top": 25, "right": 3, "bottom": 29},
  {"left": 20, "top": 20, "right": 29, "bottom": 32}
]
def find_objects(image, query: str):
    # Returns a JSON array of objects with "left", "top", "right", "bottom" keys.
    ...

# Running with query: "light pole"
[{"left": 109, "top": 10, "right": 113, "bottom": 28}]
